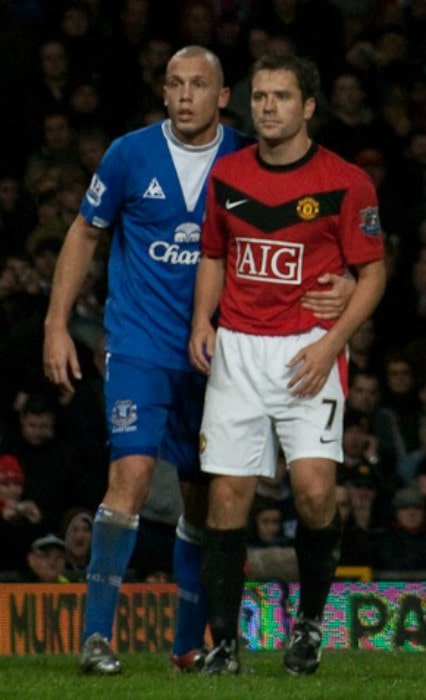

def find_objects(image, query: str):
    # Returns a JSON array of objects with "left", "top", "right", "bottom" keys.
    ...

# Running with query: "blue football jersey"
[{"left": 80, "top": 120, "right": 248, "bottom": 370}]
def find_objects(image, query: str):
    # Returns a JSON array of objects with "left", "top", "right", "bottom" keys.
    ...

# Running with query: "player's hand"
[
  {"left": 189, "top": 322, "right": 216, "bottom": 375},
  {"left": 43, "top": 327, "right": 82, "bottom": 394},
  {"left": 287, "top": 336, "right": 337, "bottom": 398},
  {"left": 301, "top": 273, "right": 356, "bottom": 319}
]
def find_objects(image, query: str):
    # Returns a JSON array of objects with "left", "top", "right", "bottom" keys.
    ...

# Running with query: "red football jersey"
[{"left": 202, "top": 143, "right": 384, "bottom": 335}]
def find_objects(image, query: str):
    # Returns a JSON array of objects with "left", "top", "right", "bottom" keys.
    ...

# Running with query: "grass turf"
[{"left": 0, "top": 650, "right": 425, "bottom": 700}]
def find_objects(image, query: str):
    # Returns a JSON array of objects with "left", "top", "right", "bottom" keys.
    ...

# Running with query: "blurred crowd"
[{"left": 0, "top": 0, "right": 425, "bottom": 583}]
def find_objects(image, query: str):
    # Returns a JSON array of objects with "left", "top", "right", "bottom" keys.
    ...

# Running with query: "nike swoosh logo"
[
  {"left": 320, "top": 437, "right": 338, "bottom": 444},
  {"left": 225, "top": 198, "right": 249, "bottom": 210}
]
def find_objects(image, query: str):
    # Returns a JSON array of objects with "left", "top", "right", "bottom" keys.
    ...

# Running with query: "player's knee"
[
  {"left": 106, "top": 455, "right": 154, "bottom": 512},
  {"left": 295, "top": 490, "right": 335, "bottom": 529},
  {"left": 207, "top": 476, "right": 254, "bottom": 529}
]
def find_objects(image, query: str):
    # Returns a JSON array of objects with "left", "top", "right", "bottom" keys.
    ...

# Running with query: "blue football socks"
[
  {"left": 172, "top": 516, "right": 207, "bottom": 656},
  {"left": 83, "top": 504, "right": 139, "bottom": 642}
]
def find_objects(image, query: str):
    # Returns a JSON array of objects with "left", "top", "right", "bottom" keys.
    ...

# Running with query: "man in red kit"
[{"left": 189, "top": 54, "right": 386, "bottom": 676}]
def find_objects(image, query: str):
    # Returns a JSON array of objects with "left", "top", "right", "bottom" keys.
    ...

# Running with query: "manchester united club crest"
[{"left": 296, "top": 196, "right": 320, "bottom": 221}]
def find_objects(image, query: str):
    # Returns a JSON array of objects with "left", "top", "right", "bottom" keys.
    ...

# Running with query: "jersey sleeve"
[
  {"left": 338, "top": 169, "right": 384, "bottom": 266},
  {"left": 200, "top": 171, "right": 228, "bottom": 258},
  {"left": 80, "top": 136, "right": 127, "bottom": 228}
]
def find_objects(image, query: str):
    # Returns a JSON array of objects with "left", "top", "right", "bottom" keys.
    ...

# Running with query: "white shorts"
[{"left": 200, "top": 327, "right": 346, "bottom": 478}]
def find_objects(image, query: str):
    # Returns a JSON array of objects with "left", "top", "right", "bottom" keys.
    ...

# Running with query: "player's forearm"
[
  {"left": 191, "top": 254, "right": 226, "bottom": 329},
  {"left": 323, "top": 259, "right": 386, "bottom": 354},
  {"left": 44, "top": 214, "right": 101, "bottom": 332}
]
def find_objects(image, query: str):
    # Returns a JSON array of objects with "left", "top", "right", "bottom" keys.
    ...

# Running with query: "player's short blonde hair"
[{"left": 168, "top": 45, "right": 225, "bottom": 88}]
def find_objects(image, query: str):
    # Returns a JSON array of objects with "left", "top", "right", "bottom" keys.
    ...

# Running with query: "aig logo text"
[{"left": 236, "top": 238, "right": 304, "bottom": 284}]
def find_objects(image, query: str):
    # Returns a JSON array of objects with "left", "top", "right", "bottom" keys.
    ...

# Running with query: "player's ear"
[
  {"left": 304, "top": 96, "right": 316, "bottom": 121},
  {"left": 163, "top": 86, "right": 168, "bottom": 107},
  {"left": 219, "top": 86, "right": 230, "bottom": 109}
]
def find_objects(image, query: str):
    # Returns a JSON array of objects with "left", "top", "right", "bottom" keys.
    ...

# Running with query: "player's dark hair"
[{"left": 250, "top": 54, "right": 321, "bottom": 102}]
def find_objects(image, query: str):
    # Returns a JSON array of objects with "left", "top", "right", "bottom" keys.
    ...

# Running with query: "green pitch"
[{"left": 0, "top": 650, "right": 424, "bottom": 700}]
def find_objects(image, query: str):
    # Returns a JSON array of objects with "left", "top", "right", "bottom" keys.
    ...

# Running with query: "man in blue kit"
[{"left": 43, "top": 45, "right": 351, "bottom": 675}]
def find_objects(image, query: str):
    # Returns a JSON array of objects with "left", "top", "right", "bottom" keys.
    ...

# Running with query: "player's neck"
[
  {"left": 258, "top": 134, "right": 312, "bottom": 166},
  {"left": 169, "top": 120, "right": 221, "bottom": 148}
]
